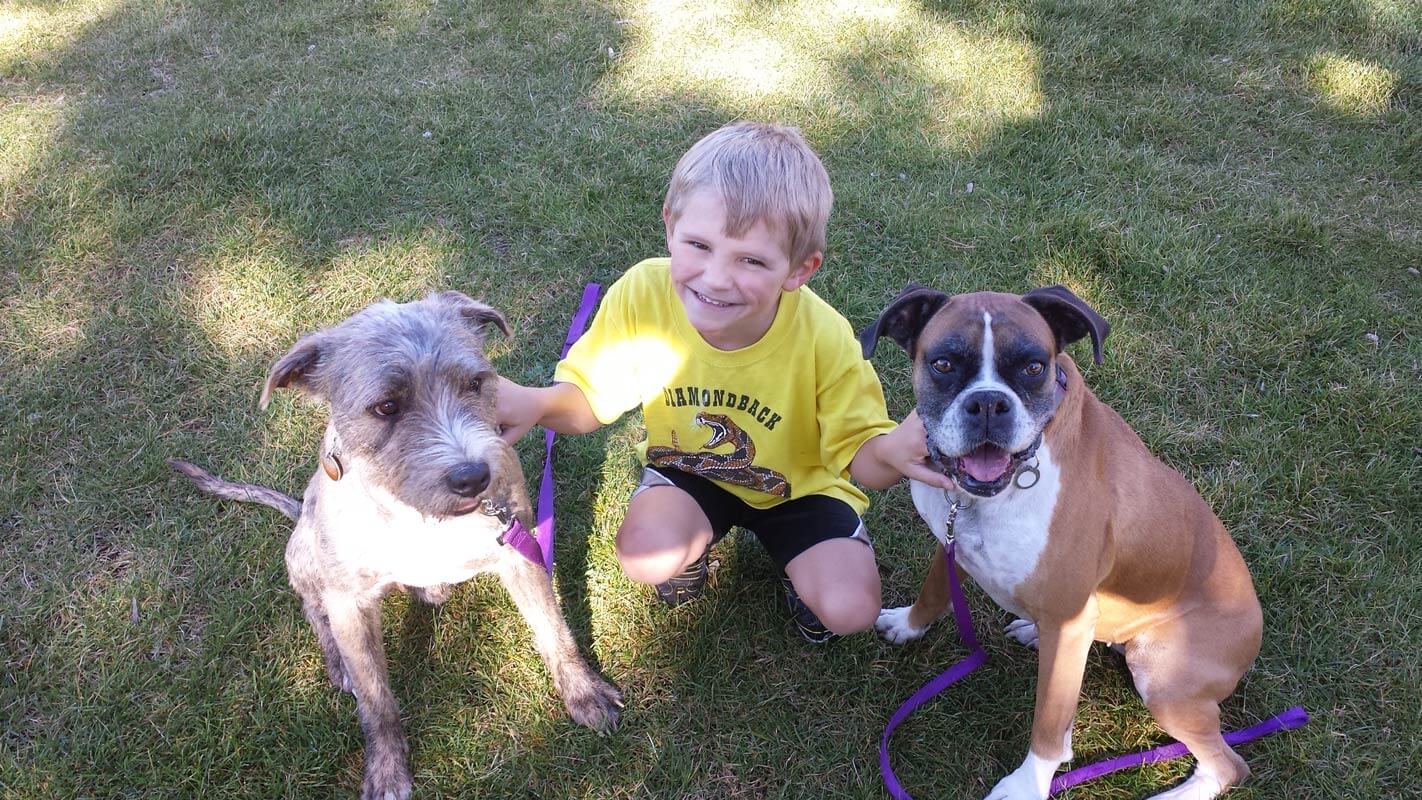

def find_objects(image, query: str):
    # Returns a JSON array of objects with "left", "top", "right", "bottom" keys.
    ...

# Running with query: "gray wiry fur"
[{"left": 172, "top": 291, "right": 620, "bottom": 800}]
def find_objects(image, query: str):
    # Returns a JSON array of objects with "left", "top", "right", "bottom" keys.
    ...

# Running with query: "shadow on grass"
[{"left": 2, "top": 0, "right": 1419, "bottom": 796}]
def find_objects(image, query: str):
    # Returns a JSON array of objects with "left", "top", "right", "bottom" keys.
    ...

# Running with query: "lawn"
[{"left": 2, "top": 0, "right": 1419, "bottom": 797}]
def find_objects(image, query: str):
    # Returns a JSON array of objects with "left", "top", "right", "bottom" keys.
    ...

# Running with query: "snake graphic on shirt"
[{"left": 646, "top": 412, "right": 791, "bottom": 498}]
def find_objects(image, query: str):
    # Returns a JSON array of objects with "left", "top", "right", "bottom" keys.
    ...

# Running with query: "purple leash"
[
  {"left": 501, "top": 283, "right": 602, "bottom": 572},
  {"left": 880, "top": 541, "right": 987, "bottom": 800},
  {"left": 1050, "top": 705, "right": 1310, "bottom": 794},
  {"left": 880, "top": 543, "right": 1308, "bottom": 798}
]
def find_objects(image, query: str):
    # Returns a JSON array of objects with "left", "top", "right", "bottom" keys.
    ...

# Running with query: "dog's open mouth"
[
  {"left": 934, "top": 442, "right": 1017, "bottom": 497},
  {"left": 960, "top": 443, "right": 1013, "bottom": 483}
]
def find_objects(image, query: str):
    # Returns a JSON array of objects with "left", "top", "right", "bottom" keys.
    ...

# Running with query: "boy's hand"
[
  {"left": 495, "top": 376, "right": 543, "bottom": 445},
  {"left": 494, "top": 377, "right": 603, "bottom": 443},
  {"left": 884, "top": 410, "right": 956, "bottom": 490},
  {"left": 850, "top": 410, "right": 956, "bottom": 491}
]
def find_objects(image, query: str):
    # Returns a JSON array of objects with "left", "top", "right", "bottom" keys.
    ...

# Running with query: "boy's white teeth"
[{"left": 697, "top": 291, "right": 731, "bottom": 307}]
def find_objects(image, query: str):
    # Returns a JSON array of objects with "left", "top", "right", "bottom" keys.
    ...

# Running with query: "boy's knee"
[
  {"left": 805, "top": 583, "right": 881, "bottom": 635},
  {"left": 616, "top": 550, "right": 682, "bottom": 585},
  {"left": 614, "top": 522, "right": 692, "bottom": 585}
]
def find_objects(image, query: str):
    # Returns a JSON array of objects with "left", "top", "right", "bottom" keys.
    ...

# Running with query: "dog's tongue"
[{"left": 961, "top": 443, "right": 1012, "bottom": 482}]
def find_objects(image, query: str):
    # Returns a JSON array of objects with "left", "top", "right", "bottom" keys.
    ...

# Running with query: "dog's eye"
[
  {"left": 465, "top": 376, "right": 483, "bottom": 394},
  {"left": 930, "top": 357, "right": 953, "bottom": 374},
  {"left": 1023, "top": 361, "right": 1045, "bottom": 377},
  {"left": 373, "top": 399, "right": 401, "bottom": 417}
]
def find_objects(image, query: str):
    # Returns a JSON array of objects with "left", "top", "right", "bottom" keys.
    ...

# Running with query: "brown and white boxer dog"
[{"left": 861, "top": 284, "right": 1263, "bottom": 800}]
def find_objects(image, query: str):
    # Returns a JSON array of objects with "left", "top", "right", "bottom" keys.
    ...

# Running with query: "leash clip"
[
  {"left": 943, "top": 497, "right": 970, "bottom": 543},
  {"left": 480, "top": 497, "right": 513, "bottom": 526}
]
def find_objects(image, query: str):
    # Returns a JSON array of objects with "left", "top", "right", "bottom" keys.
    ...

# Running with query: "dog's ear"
[
  {"left": 438, "top": 291, "right": 510, "bottom": 338},
  {"left": 1021, "top": 285, "right": 1111, "bottom": 364},
  {"left": 261, "top": 331, "right": 330, "bottom": 409},
  {"left": 859, "top": 283, "right": 950, "bottom": 359}
]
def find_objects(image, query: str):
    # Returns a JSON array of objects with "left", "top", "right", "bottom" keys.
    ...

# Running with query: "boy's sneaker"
[
  {"left": 653, "top": 551, "right": 709, "bottom": 607},
  {"left": 780, "top": 576, "right": 839, "bottom": 644}
]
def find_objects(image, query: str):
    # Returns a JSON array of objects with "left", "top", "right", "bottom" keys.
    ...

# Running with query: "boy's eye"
[
  {"left": 742, "top": 257, "right": 766, "bottom": 267},
  {"left": 688, "top": 240, "right": 709, "bottom": 250}
]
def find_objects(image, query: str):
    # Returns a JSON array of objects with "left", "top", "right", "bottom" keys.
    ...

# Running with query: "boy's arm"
[
  {"left": 849, "top": 410, "right": 955, "bottom": 491},
  {"left": 496, "top": 376, "right": 603, "bottom": 444},
  {"left": 812, "top": 313, "right": 951, "bottom": 491}
]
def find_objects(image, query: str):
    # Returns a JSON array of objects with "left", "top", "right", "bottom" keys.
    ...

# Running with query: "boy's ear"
[
  {"left": 859, "top": 284, "right": 950, "bottom": 359},
  {"left": 1021, "top": 285, "right": 1110, "bottom": 364},
  {"left": 782, "top": 251, "right": 822, "bottom": 291}
]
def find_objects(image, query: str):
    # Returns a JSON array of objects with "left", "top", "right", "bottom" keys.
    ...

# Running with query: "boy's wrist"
[{"left": 882, "top": 423, "right": 914, "bottom": 469}]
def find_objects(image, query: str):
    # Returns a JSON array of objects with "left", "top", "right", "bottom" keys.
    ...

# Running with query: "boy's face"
[{"left": 663, "top": 189, "right": 822, "bottom": 351}]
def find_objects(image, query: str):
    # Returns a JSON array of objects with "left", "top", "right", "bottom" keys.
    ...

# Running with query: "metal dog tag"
[{"left": 1013, "top": 462, "right": 1040, "bottom": 490}]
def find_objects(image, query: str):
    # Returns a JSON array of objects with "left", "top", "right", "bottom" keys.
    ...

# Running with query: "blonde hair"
[{"left": 664, "top": 122, "right": 832, "bottom": 265}]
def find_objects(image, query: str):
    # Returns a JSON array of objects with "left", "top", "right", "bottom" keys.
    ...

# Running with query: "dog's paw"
[
  {"left": 1004, "top": 618, "right": 1040, "bottom": 650},
  {"left": 1146, "top": 767, "right": 1227, "bottom": 800},
  {"left": 361, "top": 755, "right": 412, "bottom": 800},
  {"left": 559, "top": 668, "right": 623, "bottom": 735},
  {"left": 984, "top": 765, "right": 1048, "bottom": 800},
  {"left": 875, "top": 605, "right": 930, "bottom": 645}
]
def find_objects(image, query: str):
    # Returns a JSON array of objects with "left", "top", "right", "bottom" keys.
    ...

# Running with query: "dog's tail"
[{"left": 168, "top": 458, "right": 301, "bottom": 521}]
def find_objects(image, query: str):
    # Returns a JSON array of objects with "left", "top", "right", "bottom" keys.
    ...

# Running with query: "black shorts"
[{"left": 635, "top": 465, "right": 870, "bottom": 571}]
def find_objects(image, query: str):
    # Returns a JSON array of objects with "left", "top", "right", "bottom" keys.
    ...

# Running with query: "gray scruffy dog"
[{"left": 171, "top": 291, "right": 621, "bottom": 800}]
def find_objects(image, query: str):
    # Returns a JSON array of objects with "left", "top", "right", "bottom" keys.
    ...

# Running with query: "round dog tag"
[{"left": 1014, "top": 463, "right": 1040, "bottom": 489}]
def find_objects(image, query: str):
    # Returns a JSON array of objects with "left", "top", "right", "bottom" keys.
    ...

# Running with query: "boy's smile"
[{"left": 664, "top": 190, "right": 821, "bottom": 351}]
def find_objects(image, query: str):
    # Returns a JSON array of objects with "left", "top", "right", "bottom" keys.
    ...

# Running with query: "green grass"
[{"left": 2, "top": 0, "right": 1419, "bottom": 797}]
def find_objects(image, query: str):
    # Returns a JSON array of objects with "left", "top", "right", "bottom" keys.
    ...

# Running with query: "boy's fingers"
[
  {"left": 901, "top": 460, "right": 954, "bottom": 490},
  {"left": 499, "top": 422, "right": 533, "bottom": 445}
]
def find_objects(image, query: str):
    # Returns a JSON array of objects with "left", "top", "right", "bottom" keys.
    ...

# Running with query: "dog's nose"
[
  {"left": 445, "top": 462, "right": 491, "bottom": 497},
  {"left": 963, "top": 390, "right": 1011, "bottom": 421}
]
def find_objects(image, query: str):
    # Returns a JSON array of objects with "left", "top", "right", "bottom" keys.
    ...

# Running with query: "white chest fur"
[
  {"left": 315, "top": 473, "right": 506, "bottom": 588},
  {"left": 910, "top": 444, "right": 1061, "bottom": 619}
]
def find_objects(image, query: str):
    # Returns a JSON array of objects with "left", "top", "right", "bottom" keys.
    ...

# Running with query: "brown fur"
[{"left": 869, "top": 287, "right": 1263, "bottom": 797}]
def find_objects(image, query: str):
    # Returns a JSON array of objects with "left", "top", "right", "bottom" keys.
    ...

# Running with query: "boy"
[{"left": 497, "top": 122, "right": 950, "bottom": 643}]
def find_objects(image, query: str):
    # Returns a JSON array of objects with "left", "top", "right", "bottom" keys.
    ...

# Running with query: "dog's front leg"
[
  {"left": 876, "top": 542, "right": 951, "bottom": 644},
  {"left": 496, "top": 555, "right": 623, "bottom": 732},
  {"left": 986, "top": 597, "right": 1098, "bottom": 800},
  {"left": 324, "top": 591, "right": 411, "bottom": 800},
  {"left": 495, "top": 555, "right": 622, "bottom": 733}
]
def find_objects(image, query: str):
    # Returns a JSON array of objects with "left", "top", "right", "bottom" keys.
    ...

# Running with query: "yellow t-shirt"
[{"left": 553, "top": 258, "right": 895, "bottom": 514}]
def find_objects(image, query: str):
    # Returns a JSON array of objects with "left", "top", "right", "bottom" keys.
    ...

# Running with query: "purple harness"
[
  {"left": 500, "top": 283, "right": 602, "bottom": 572},
  {"left": 879, "top": 542, "right": 1309, "bottom": 798}
]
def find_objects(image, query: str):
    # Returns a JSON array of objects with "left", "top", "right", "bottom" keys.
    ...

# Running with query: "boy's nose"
[{"left": 701, "top": 257, "right": 734, "bottom": 289}]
